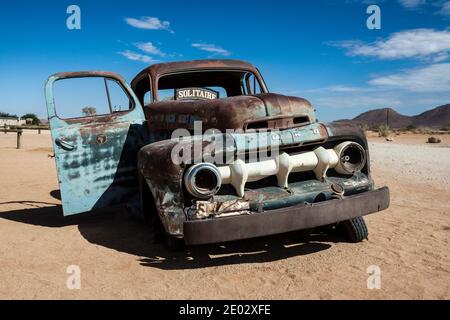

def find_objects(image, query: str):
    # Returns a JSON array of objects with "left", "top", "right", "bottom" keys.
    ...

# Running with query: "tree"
[
  {"left": 0, "top": 112, "right": 17, "bottom": 118},
  {"left": 21, "top": 113, "right": 40, "bottom": 125},
  {"left": 82, "top": 107, "right": 97, "bottom": 117}
]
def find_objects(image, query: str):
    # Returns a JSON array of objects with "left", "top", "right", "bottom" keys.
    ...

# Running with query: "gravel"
[{"left": 369, "top": 142, "right": 450, "bottom": 188}]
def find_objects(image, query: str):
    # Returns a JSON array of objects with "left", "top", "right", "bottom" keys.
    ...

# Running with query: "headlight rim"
[
  {"left": 335, "top": 141, "right": 367, "bottom": 175},
  {"left": 184, "top": 163, "right": 222, "bottom": 199}
]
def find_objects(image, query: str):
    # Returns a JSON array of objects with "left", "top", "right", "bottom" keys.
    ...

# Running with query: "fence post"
[{"left": 16, "top": 129, "right": 22, "bottom": 149}]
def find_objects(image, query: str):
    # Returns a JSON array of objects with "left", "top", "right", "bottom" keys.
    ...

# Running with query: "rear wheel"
[{"left": 337, "top": 216, "right": 369, "bottom": 242}]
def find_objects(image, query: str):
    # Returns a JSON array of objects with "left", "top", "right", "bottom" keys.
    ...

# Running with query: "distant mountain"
[
  {"left": 335, "top": 104, "right": 450, "bottom": 129},
  {"left": 412, "top": 104, "right": 450, "bottom": 128}
]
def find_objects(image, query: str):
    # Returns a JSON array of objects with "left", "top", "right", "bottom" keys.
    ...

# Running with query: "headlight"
[
  {"left": 334, "top": 142, "right": 366, "bottom": 175},
  {"left": 184, "top": 163, "right": 222, "bottom": 199}
]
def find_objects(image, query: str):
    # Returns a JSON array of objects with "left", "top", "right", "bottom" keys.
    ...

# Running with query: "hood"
[{"left": 144, "top": 93, "right": 316, "bottom": 133}]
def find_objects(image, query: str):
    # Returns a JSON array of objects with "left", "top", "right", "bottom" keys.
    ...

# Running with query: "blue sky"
[{"left": 0, "top": 0, "right": 449, "bottom": 121}]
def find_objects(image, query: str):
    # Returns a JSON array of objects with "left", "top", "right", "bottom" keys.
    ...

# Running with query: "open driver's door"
[{"left": 45, "top": 72, "right": 148, "bottom": 216}]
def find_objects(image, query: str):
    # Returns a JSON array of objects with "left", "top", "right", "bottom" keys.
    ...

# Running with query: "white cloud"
[
  {"left": 329, "top": 28, "right": 450, "bottom": 61},
  {"left": 294, "top": 85, "right": 399, "bottom": 110},
  {"left": 192, "top": 43, "right": 231, "bottom": 56},
  {"left": 398, "top": 0, "right": 426, "bottom": 8},
  {"left": 278, "top": 76, "right": 450, "bottom": 122},
  {"left": 290, "top": 63, "right": 450, "bottom": 121},
  {"left": 439, "top": 1, "right": 450, "bottom": 15},
  {"left": 432, "top": 52, "right": 449, "bottom": 63},
  {"left": 135, "top": 42, "right": 165, "bottom": 57},
  {"left": 294, "top": 85, "right": 377, "bottom": 95},
  {"left": 328, "top": 85, "right": 372, "bottom": 93},
  {"left": 124, "top": 16, "right": 173, "bottom": 32},
  {"left": 369, "top": 63, "right": 450, "bottom": 92},
  {"left": 118, "top": 50, "right": 159, "bottom": 64},
  {"left": 313, "top": 95, "right": 401, "bottom": 109},
  {"left": 310, "top": 88, "right": 450, "bottom": 122}
]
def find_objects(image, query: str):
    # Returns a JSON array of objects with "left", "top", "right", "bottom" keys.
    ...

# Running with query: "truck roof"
[{"left": 134, "top": 59, "right": 260, "bottom": 80}]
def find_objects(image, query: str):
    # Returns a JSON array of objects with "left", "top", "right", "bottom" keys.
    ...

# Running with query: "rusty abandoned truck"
[{"left": 45, "top": 59, "right": 390, "bottom": 249}]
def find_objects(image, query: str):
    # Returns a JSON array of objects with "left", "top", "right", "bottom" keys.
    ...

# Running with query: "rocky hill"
[{"left": 335, "top": 104, "right": 450, "bottom": 129}]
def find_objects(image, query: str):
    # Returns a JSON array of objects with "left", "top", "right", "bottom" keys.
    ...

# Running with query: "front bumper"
[{"left": 183, "top": 187, "right": 389, "bottom": 245}]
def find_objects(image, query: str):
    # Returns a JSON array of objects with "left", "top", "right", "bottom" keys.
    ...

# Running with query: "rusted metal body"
[
  {"left": 144, "top": 94, "right": 316, "bottom": 134},
  {"left": 46, "top": 59, "right": 390, "bottom": 245}
]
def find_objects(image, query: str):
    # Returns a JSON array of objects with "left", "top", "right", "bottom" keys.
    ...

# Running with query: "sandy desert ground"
[{"left": 0, "top": 130, "right": 449, "bottom": 299}]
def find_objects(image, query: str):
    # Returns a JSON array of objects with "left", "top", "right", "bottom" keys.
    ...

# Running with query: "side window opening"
[
  {"left": 134, "top": 74, "right": 152, "bottom": 106},
  {"left": 106, "top": 79, "right": 132, "bottom": 113},
  {"left": 143, "top": 91, "right": 152, "bottom": 105},
  {"left": 53, "top": 77, "right": 133, "bottom": 119},
  {"left": 207, "top": 86, "right": 227, "bottom": 98},
  {"left": 243, "top": 72, "right": 262, "bottom": 95},
  {"left": 158, "top": 89, "right": 176, "bottom": 101}
]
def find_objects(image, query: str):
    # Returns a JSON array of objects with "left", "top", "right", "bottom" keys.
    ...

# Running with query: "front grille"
[
  {"left": 215, "top": 140, "right": 367, "bottom": 197},
  {"left": 245, "top": 115, "right": 310, "bottom": 131}
]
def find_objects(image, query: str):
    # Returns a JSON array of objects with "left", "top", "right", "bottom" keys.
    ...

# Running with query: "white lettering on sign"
[{"left": 176, "top": 88, "right": 219, "bottom": 100}]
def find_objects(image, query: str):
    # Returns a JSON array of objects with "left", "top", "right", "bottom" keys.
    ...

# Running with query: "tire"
[
  {"left": 147, "top": 212, "right": 185, "bottom": 251},
  {"left": 164, "top": 233, "right": 185, "bottom": 251},
  {"left": 140, "top": 176, "right": 185, "bottom": 250},
  {"left": 147, "top": 207, "right": 185, "bottom": 251},
  {"left": 337, "top": 216, "right": 369, "bottom": 243}
]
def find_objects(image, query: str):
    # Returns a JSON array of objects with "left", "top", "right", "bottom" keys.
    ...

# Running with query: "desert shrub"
[
  {"left": 377, "top": 124, "right": 390, "bottom": 137},
  {"left": 359, "top": 123, "right": 370, "bottom": 131},
  {"left": 416, "top": 127, "right": 433, "bottom": 134},
  {"left": 398, "top": 124, "right": 416, "bottom": 132}
]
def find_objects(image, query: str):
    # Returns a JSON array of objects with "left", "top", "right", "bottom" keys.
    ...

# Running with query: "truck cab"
[{"left": 46, "top": 59, "right": 389, "bottom": 249}]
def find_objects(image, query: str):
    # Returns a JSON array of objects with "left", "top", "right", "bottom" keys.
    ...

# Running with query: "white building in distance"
[{"left": 0, "top": 117, "right": 27, "bottom": 127}]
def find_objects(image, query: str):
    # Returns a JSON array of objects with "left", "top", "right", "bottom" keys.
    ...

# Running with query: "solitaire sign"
[{"left": 176, "top": 87, "right": 219, "bottom": 100}]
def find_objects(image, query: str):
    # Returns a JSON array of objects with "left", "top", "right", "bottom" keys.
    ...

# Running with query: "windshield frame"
[{"left": 153, "top": 68, "right": 269, "bottom": 102}]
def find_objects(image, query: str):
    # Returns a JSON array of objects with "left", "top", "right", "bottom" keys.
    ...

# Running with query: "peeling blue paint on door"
[{"left": 46, "top": 72, "right": 148, "bottom": 216}]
